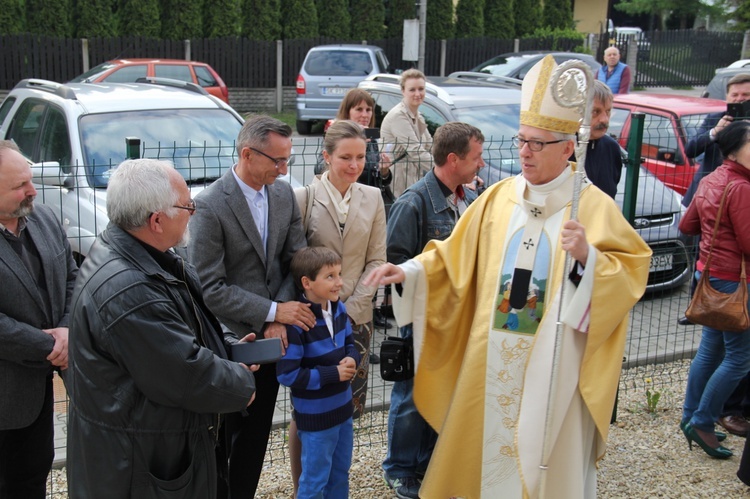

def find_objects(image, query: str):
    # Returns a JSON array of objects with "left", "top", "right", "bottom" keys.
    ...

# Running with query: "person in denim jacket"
[{"left": 382, "top": 122, "right": 485, "bottom": 499}]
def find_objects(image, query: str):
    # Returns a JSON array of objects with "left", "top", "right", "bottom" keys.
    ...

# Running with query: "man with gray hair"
[
  {"left": 573, "top": 80, "right": 622, "bottom": 199},
  {"left": 189, "top": 115, "right": 314, "bottom": 496},
  {"left": 0, "top": 140, "right": 77, "bottom": 498},
  {"left": 66, "top": 159, "right": 257, "bottom": 499}
]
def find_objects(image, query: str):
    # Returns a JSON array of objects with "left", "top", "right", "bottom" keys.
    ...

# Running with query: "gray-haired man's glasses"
[{"left": 172, "top": 199, "right": 196, "bottom": 215}]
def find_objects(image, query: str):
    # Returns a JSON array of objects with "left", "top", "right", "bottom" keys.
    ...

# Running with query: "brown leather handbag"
[{"left": 685, "top": 182, "right": 750, "bottom": 332}]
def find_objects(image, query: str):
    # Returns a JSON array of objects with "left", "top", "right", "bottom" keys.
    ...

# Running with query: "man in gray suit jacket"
[
  {"left": 189, "top": 115, "right": 315, "bottom": 496},
  {"left": 0, "top": 141, "right": 78, "bottom": 498}
]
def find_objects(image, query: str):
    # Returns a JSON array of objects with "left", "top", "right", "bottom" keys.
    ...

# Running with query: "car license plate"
[
  {"left": 322, "top": 87, "right": 347, "bottom": 96},
  {"left": 650, "top": 253, "right": 673, "bottom": 272}
]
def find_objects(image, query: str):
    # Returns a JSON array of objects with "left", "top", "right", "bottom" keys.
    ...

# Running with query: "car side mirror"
[
  {"left": 656, "top": 148, "right": 682, "bottom": 164},
  {"left": 30, "top": 161, "right": 74, "bottom": 188}
]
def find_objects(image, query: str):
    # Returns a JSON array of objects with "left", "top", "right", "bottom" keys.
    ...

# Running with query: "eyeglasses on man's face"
[
  {"left": 249, "top": 146, "right": 294, "bottom": 169},
  {"left": 511, "top": 136, "right": 566, "bottom": 152},
  {"left": 172, "top": 199, "right": 196, "bottom": 215}
]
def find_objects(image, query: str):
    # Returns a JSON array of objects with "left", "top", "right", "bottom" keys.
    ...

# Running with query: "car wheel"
[{"left": 296, "top": 120, "right": 313, "bottom": 135}]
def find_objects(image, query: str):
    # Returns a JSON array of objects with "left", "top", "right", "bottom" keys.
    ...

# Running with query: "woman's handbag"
[{"left": 685, "top": 182, "right": 750, "bottom": 332}]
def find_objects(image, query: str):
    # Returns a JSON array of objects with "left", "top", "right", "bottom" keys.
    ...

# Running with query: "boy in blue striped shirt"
[{"left": 277, "top": 247, "right": 360, "bottom": 498}]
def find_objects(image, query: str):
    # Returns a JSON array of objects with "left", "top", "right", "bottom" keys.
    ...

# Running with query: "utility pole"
[{"left": 418, "top": 0, "right": 427, "bottom": 72}]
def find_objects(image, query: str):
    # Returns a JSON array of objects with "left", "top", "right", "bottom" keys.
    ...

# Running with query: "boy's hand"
[{"left": 337, "top": 357, "right": 357, "bottom": 381}]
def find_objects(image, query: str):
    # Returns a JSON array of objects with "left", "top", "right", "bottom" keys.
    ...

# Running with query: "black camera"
[
  {"left": 727, "top": 101, "right": 750, "bottom": 120},
  {"left": 364, "top": 127, "right": 380, "bottom": 140}
]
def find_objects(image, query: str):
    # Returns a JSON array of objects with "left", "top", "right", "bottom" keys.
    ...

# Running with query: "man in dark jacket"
[
  {"left": 66, "top": 159, "right": 257, "bottom": 499},
  {"left": 573, "top": 81, "right": 622, "bottom": 199},
  {"left": 683, "top": 73, "right": 750, "bottom": 207},
  {"left": 0, "top": 141, "right": 78, "bottom": 498}
]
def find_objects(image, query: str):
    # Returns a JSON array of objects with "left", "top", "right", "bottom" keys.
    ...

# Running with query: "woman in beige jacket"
[
  {"left": 380, "top": 68, "right": 434, "bottom": 198},
  {"left": 288, "top": 120, "right": 387, "bottom": 493}
]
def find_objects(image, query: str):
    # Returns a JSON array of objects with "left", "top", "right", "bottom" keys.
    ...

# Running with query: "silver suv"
[
  {"left": 295, "top": 44, "right": 390, "bottom": 134},
  {"left": 0, "top": 78, "right": 244, "bottom": 260}
]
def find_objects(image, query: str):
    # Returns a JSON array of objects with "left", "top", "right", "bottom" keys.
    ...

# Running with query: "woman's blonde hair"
[{"left": 400, "top": 68, "right": 426, "bottom": 90}]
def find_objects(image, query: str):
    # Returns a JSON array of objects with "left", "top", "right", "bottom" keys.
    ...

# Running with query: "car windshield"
[
  {"left": 453, "top": 104, "right": 520, "bottom": 139},
  {"left": 476, "top": 56, "right": 533, "bottom": 77},
  {"left": 79, "top": 108, "right": 242, "bottom": 188},
  {"left": 453, "top": 103, "right": 521, "bottom": 178},
  {"left": 304, "top": 51, "right": 373, "bottom": 76},
  {"left": 69, "top": 62, "right": 119, "bottom": 83},
  {"left": 680, "top": 113, "right": 712, "bottom": 143}
]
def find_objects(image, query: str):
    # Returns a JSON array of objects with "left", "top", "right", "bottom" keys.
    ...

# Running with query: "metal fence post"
[
  {"left": 184, "top": 39, "right": 191, "bottom": 61},
  {"left": 276, "top": 40, "right": 283, "bottom": 113},
  {"left": 81, "top": 38, "right": 89, "bottom": 73},
  {"left": 125, "top": 137, "right": 141, "bottom": 160},
  {"left": 623, "top": 112, "right": 644, "bottom": 225},
  {"left": 743, "top": 30, "right": 750, "bottom": 59},
  {"left": 440, "top": 39, "right": 446, "bottom": 76},
  {"left": 611, "top": 112, "right": 644, "bottom": 424}
]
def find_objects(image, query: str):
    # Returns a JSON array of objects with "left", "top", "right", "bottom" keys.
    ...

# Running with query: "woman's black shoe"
[{"left": 677, "top": 316, "right": 694, "bottom": 326}]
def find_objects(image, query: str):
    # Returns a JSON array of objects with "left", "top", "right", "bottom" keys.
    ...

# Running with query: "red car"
[
  {"left": 610, "top": 93, "right": 726, "bottom": 195},
  {"left": 70, "top": 59, "right": 229, "bottom": 103}
]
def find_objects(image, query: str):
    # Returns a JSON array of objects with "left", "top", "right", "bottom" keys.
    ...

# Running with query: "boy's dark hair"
[{"left": 291, "top": 247, "right": 342, "bottom": 290}]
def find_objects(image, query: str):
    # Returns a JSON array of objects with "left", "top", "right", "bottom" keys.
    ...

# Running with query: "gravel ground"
[{"left": 47, "top": 360, "right": 750, "bottom": 498}]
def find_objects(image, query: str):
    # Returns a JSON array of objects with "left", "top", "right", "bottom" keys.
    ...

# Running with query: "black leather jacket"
[{"left": 66, "top": 224, "right": 255, "bottom": 499}]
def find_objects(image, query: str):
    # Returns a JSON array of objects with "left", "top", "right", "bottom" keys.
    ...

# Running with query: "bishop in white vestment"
[{"left": 365, "top": 55, "right": 652, "bottom": 499}]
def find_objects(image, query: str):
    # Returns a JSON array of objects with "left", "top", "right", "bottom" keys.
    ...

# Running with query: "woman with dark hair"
[
  {"left": 289, "top": 120, "right": 387, "bottom": 494},
  {"left": 680, "top": 119, "right": 750, "bottom": 459},
  {"left": 318, "top": 88, "right": 394, "bottom": 214}
]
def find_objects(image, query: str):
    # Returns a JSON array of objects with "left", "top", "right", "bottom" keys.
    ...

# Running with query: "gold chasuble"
[{"left": 392, "top": 168, "right": 651, "bottom": 499}]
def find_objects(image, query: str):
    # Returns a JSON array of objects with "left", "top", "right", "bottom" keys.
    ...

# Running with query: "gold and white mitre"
[{"left": 520, "top": 55, "right": 582, "bottom": 134}]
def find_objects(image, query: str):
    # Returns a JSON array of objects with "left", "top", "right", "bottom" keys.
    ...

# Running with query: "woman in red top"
[{"left": 680, "top": 120, "right": 750, "bottom": 460}]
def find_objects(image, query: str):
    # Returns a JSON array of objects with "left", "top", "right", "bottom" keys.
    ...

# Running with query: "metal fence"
[
  {"left": 602, "top": 29, "right": 745, "bottom": 88},
  {"left": 42, "top": 132, "right": 701, "bottom": 497},
  {"left": 2, "top": 30, "right": 745, "bottom": 92}
]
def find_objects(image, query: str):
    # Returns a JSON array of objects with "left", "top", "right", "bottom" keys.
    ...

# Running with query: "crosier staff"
[{"left": 538, "top": 59, "right": 595, "bottom": 498}]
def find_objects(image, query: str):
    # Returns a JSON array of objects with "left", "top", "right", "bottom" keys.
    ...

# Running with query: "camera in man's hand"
[{"left": 727, "top": 101, "right": 750, "bottom": 120}]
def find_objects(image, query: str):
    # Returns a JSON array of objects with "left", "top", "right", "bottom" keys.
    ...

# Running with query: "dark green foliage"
[
  {"left": 27, "top": 0, "right": 72, "bottom": 36},
  {"left": 735, "top": 0, "right": 750, "bottom": 32},
  {"left": 75, "top": 0, "right": 116, "bottom": 37},
  {"left": 161, "top": 0, "right": 203, "bottom": 39},
  {"left": 427, "top": 0, "right": 453, "bottom": 40},
  {"left": 204, "top": 0, "right": 241, "bottom": 37},
  {"left": 317, "top": 0, "right": 349, "bottom": 38},
  {"left": 455, "top": 0, "right": 484, "bottom": 38},
  {"left": 117, "top": 0, "right": 161, "bottom": 36},
  {"left": 0, "top": 0, "right": 25, "bottom": 34},
  {"left": 242, "top": 0, "right": 281, "bottom": 40},
  {"left": 484, "top": 0, "right": 513, "bottom": 39},
  {"left": 385, "top": 0, "right": 414, "bottom": 39},
  {"left": 351, "top": 0, "right": 385, "bottom": 40},
  {"left": 282, "top": 0, "right": 317, "bottom": 39},
  {"left": 526, "top": 27, "right": 584, "bottom": 51},
  {"left": 514, "top": 0, "right": 539, "bottom": 37},
  {"left": 542, "top": 0, "right": 574, "bottom": 31}
]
